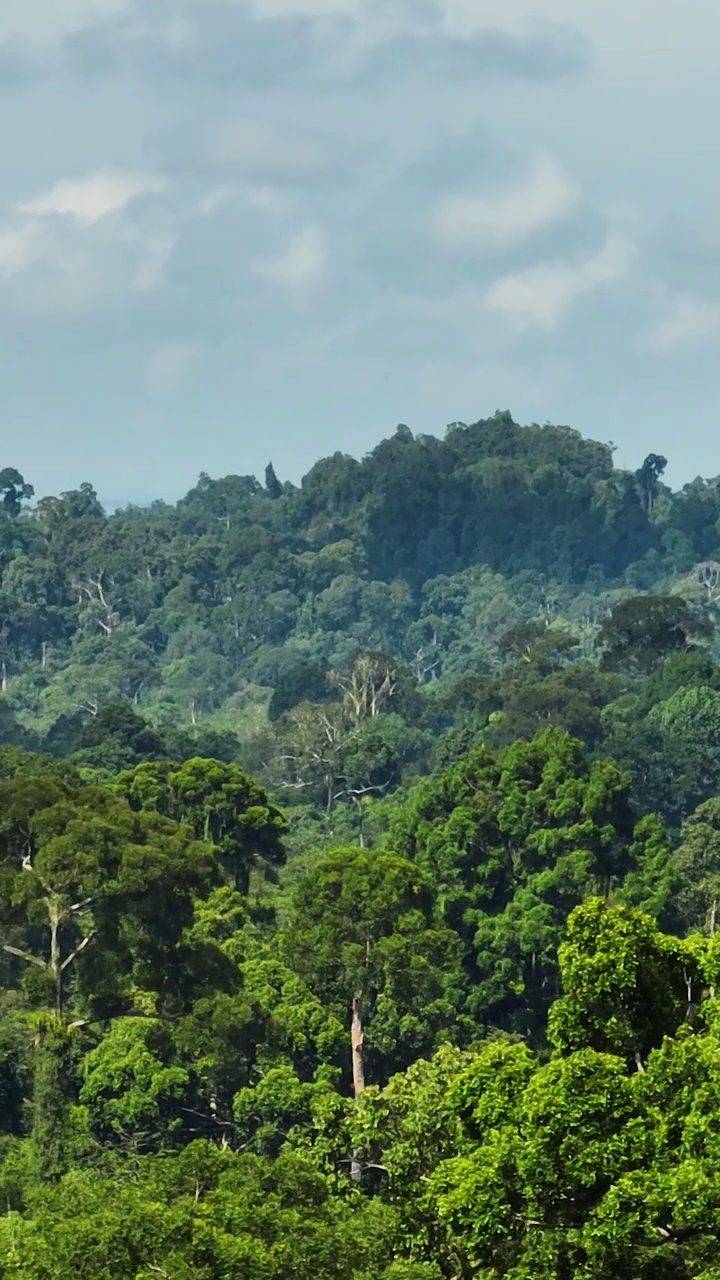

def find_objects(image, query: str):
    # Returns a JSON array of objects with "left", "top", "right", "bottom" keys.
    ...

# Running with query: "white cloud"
[
  {"left": 640, "top": 293, "right": 720, "bottom": 352},
  {"left": 0, "top": 224, "right": 41, "bottom": 279},
  {"left": 0, "top": 0, "right": 131, "bottom": 45},
  {"left": 244, "top": 0, "right": 368, "bottom": 17},
  {"left": 247, "top": 186, "right": 286, "bottom": 214},
  {"left": 0, "top": 168, "right": 175, "bottom": 315},
  {"left": 437, "top": 0, "right": 676, "bottom": 40},
  {"left": 129, "top": 232, "right": 176, "bottom": 292},
  {"left": 146, "top": 343, "right": 199, "bottom": 394},
  {"left": 0, "top": 210, "right": 174, "bottom": 317},
  {"left": 197, "top": 186, "right": 236, "bottom": 217},
  {"left": 484, "top": 232, "right": 636, "bottom": 331},
  {"left": 206, "top": 121, "right": 329, "bottom": 182},
  {"left": 197, "top": 185, "right": 284, "bottom": 218},
  {"left": 19, "top": 170, "right": 167, "bottom": 224},
  {"left": 431, "top": 150, "right": 580, "bottom": 255},
  {"left": 253, "top": 226, "right": 328, "bottom": 291}
]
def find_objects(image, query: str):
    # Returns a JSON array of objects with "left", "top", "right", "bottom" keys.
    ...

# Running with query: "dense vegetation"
[{"left": 1, "top": 416, "right": 720, "bottom": 1275}]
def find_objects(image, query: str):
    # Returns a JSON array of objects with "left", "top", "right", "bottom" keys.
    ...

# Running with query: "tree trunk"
[
  {"left": 31, "top": 1018, "right": 71, "bottom": 1181},
  {"left": 351, "top": 990, "right": 365, "bottom": 1096},
  {"left": 352, "top": 795, "right": 365, "bottom": 848},
  {"left": 49, "top": 901, "right": 63, "bottom": 1017},
  {"left": 350, "top": 989, "right": 365, "bottom": 1183}
]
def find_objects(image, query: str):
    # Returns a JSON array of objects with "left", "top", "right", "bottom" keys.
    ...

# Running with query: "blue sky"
[{"left": 1, "top": 0, "right": 719, "bottom": 506}]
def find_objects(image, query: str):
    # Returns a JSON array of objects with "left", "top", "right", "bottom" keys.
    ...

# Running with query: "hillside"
[
  {"left": 1, "top": 414, "right": 720, "bottom": 1275},
  {"left": 0, "top": 413, "right": 718, "bottom": 838}
]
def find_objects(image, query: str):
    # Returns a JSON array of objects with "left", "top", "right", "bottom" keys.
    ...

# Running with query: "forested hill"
[
  {"left": 0, "top": 411, "right": 717, "bottom": 836},
  {"left": 3, "top": 414, "right": 720, "bottom": 1275}
]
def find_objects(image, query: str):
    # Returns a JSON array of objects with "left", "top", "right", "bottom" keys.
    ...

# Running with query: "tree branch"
[
  {"left": 2, "top": 943, "right": 46, "bottom": 970},
  {"left": 60, "top": 931, "right": 96, "bottom": 971},
  {"left": 69, "top": 896, "right": 96, "bottom": 914}
]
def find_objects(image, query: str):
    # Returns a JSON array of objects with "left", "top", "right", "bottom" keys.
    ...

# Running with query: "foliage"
[{"left": 2, "top": 418, "right": 720, "bottom": 1273}]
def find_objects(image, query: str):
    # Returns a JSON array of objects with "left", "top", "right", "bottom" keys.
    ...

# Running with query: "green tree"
[
  {"left": 548, "top": 899, "right": 694, "bottom": 1066},
  {"left": 389, "top": 727, "right": 665, "bottom": 1035},
  {"left": 113, "top": 757, "right": 286, "bottom": 895},
  {"left": 635, "top": 452, "right": 667, "bottom": 516},
  {"left": 282, "top": 847, "right": 463, "bottom": 1095},
  {"left": 264, "top": 462, "right": 284, "bottom": 500},
  {"left": 672, "top": 797, "right": 720, "bottom": 935},
  {"left": 597, "top": 594, "right": 711, "bottom": 674},
  {"left": 0, "top": 468, "right": 34, "bottom": 518}
]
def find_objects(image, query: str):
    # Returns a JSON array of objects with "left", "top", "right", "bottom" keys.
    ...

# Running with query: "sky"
[{"left": 1, "top": 0, "right": 720, "bottom": 506}]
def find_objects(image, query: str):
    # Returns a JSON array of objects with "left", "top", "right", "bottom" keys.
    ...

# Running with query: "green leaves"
[
  {"left": 597, "top": 594, "right": 711, "bottom": 675},
  {"left": 79, "top": 1018, "right": 191, "bottom": 1149},
  {"left": 113, "top": 756, "right": 286, "bottom": 894},
  {"left": 0, "top": 1145, "right": 416, "bottom": 1280},
  {"left": 282, "top": 846, "right": 464, "bottom": 1081},
  {"left": 390, "top": 727, "right": 653, "bottom": 1036},
  {"left": 548, "top": 899, "right": 694, "bottom": 1064}
]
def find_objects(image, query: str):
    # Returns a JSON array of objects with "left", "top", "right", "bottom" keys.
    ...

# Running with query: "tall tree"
[
  {"left": 282, "top": 846, "right": 463, "bottom": 1096},
  {"left": 389, "top": 727, "right": 668, "bottom": 1035},
  {"left": 0, "top": 467, "right": 34, "bottom": 517},
  {"left": 597, "top": 594, "right": 711, "bottom": 674},
  {"left": 113, "top": 757, "right": 286, "bottom": 895}
]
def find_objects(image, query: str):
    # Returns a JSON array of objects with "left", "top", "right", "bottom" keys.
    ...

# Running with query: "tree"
[
  {"left": 645, "top": 684, "right": 720, "bottom": 824},
  {"left": 264, "top": 462, "right": 284, "bottom": 500},
  {"left": 547, "top": 899, "right": 694, "bottom": 1068},
  {"left": 672, "top": 797, "right": 720, "bottom": 935},
  {"left": 495, "top": 619, "right": 580, "bottom": 673},
  {"left": 266, "top": 701, "right": 348, "bottom": 815},
  {"left": 79, "top": 1016, "right": 192, "bottom": 1151},
  {"left": 597, "top": 594, "right": 711, "bottom": 674},
  {"left": 389, "top": 727, "right": 665, "bottom": 1036},
  {"left": 327, "top": 653, "right": 406, "bottom": 726},
  {"left": 0, "top": 1144, "right": 420, "bottom": 1279},
  {"left": 0, "top": 467, "right": 34, "bottom": 517},
  {"left": 0, "top": 777, "right": 219, "bottom": 1020},
  {"left": 635, "top": 452, "right": 667, "bottom": 516},
  {"left": 488, "top": 660, "right": 624, "bottom": 751},
  {"left": 113, "top": 757, "right": 286, "bottom": 895},
  {"left": 267, "top": 654, "right": 333, "bottom": 721},
  {"left": 71, "top": 700, "right": 168, "bottom": 773},
  {"left": 282, "top": 847, "right": 463, "bottom": 1096}
]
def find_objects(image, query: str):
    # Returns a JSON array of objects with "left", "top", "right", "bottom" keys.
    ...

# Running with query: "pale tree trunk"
[
  {"left": 350, "top": 989, "right": 365, "bottom": 1183},
  {"left": 2, "top": 890, "right": 96, "bottom": 1021},
  {"left": 352, "top": 795, "right": 365, "bottom": 849},
  {"left": 49, "top": 901, "right": 62, "bottom": 1017}
]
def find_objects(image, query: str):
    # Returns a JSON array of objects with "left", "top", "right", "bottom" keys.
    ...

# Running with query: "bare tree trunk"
[
  {"left": 352, "top": 795, "right": 365, "bottom": 848},
  {"left": 351, "top": 990, "right": 365, "bottom": 1096},
  {"left": 49, "top": 902, "right": 62, "bottom": 1017},
  {"left": 350, "top": 989, "right": 365, "bottom": 1183}
]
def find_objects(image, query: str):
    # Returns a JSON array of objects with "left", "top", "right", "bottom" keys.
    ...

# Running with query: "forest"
[{"left": 0, "top": 413, "right": 719, "bottom": 1276}]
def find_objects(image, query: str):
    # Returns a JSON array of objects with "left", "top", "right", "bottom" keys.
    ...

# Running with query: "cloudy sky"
[{"left": 1, "top": 0, "right": 719, "bottom": 504}]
